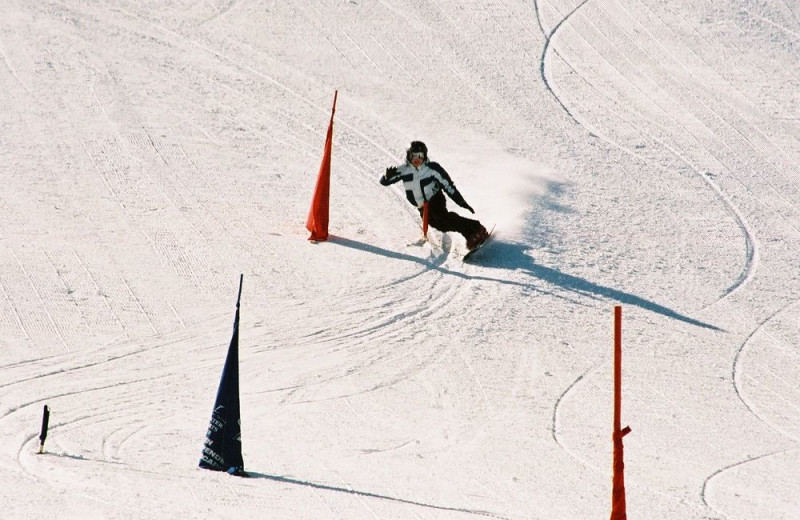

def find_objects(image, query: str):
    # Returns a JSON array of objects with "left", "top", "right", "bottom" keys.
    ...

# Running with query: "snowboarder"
[{"left": 380, "top": 141, "right": 488, "bottom": 249}]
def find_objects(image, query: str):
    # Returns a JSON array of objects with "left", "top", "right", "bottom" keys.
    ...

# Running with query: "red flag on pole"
[
  {"left": 306, "top": 91, "right": 338, "bottom": 241},
  {"left": 611, "top": 305, "right": 631, "bottom": 520}
]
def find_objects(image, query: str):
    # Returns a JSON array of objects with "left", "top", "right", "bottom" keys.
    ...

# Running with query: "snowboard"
[{"left": 463, "top": 225, "right": 496, "bottom": 261}]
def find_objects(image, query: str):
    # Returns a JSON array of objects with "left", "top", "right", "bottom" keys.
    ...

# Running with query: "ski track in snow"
[
  {"left": 732, "top": 298, "right": 800, "bottom": 441},
  {"left": 533, "top": 0, "right": 591, "bottom": 125},
  {"left": 701, "top": 447, "right": 800, "bottom": 517},
  {"left": 537, "top": 2, "right": 800, "bottom": 517},
  {"left": 2, "top": 1, "right": 799, "bottom": 518},
  {"left": 550, "top": 364, "right": 603, "bottom": 474},
  {"left": 537, "top": 0, "right": 761, "bottom": 305},
  {"left": 699, "top": 297, "right": 800, "bottom": 517}
]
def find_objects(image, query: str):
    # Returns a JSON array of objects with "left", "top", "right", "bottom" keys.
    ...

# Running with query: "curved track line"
[
  {"left": 692, "top": 165, "right": 757, "bottom": 300},
  {"left": 533, "top": 2, "right": 760, "bottom": 305},
  {"left": 701, "top": 447, "right": 797, "bottom": 512},
  {"left": 281, "top": 269, "right": 470, "bottom": 404},
  {"left": 534, "top": 0, "right": 591, "bottom": 124},
  {"left": 550, "top": 365, "right": 605, "bottom": 474},
  {"left": 533, "top": 1, "right": 749, "bottom": 485},
  {"left": 536, "top": 8, "right": 795, "bottom": 515},
  {"left": 533, "top": 10, "right": 779, "bottom": 516},
  {"left": 544, "top": 10, "right": 763, "bottom": 287},
  {"left": 615, "top": 0, "right": 800, "bottom": 214},
  {"left": 732, "top": 298, "right": 800, "bottom": 440}
]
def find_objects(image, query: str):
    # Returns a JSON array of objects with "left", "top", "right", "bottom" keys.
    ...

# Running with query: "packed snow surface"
[{"left": 1, "top": 0, "right": 799, "bottom": 518}]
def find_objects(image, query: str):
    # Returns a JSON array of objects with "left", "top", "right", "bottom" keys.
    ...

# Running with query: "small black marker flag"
[{"left": 199, "top": 274, "right": 247, "bottom": 477}]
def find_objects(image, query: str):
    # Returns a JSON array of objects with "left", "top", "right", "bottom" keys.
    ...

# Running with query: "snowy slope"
[{"left": 1, "top": 0, "right": 799, "bottom": 518}]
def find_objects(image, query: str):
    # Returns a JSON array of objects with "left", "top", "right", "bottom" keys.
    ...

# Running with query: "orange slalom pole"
[{"left": 611, "top": 305, "right": 631, "bottom": 520}]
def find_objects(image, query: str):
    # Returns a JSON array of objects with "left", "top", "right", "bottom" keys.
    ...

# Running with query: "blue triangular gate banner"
[{"left": 199, "top": 274, "right": 247, "bottom": 476}]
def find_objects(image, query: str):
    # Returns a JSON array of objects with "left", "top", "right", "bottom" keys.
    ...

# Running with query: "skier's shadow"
[
  {"left": 330, "top": 235, "right": 471, "bottom": 279},
  {"left": 331, "top": 236, "right": 720, "bottom": 331},
  {"left": 474, "top": 239, "right": 722, "bottom": 331}
]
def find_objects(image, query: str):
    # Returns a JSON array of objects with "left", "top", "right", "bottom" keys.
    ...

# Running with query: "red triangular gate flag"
[{"left": 306, "top": 91, "right": 338, "bottom": 241}]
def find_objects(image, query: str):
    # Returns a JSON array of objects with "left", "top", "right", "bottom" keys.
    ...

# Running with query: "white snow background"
[{"left": 2, "top": 0, "right": 799, "bottom": 519}]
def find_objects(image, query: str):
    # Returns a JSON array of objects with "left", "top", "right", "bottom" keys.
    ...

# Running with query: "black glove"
[
  {"left": 384, "top": 166, "right": 398, "bottom": 180},
  {"left": 463, "top": 203, "right": 475, "bottom": 214}
]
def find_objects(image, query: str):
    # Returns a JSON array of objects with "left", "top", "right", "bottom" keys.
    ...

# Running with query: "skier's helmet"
[{"left": 406, "top": 141, "right": 428, "bottom": 163}]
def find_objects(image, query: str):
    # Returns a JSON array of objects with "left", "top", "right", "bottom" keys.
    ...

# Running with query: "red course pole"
[
  {"left": 422, "top": 201, "right": 429, "bottom": 239},
  {"left": 611, "top": 305, "right": 631, "bottom": 520},
  {"left": 614, "top": 306, "right": 622, "bottom": 434}
]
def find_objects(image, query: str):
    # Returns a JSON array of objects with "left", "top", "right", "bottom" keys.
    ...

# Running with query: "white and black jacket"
[{"left": 380, "top": 160, "right": 472, "bottom": 210}]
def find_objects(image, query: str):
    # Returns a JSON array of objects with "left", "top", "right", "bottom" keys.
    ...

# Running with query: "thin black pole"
[{"left": 38, "top": 405, "right": 50, "bottom": 454}]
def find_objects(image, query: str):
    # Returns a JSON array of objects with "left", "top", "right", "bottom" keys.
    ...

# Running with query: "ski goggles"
[{"left": 409, "top": 152, "right": 425, "bottom": 161}]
